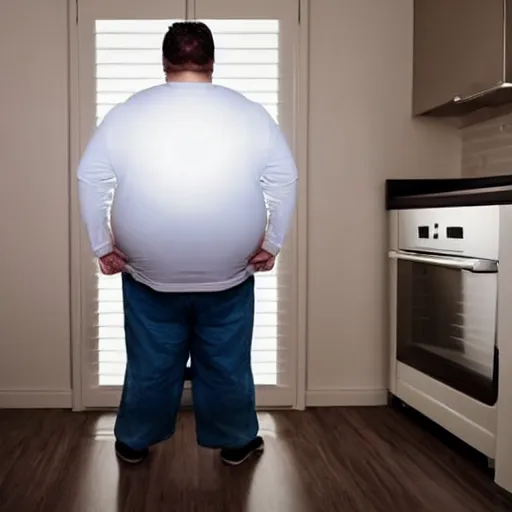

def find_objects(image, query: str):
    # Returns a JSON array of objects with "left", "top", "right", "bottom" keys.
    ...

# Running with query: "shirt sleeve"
[
  {"left": 77, "top": 117, "right": 117, "bottom": 258},
  {"left": 260, "top": 116, "right": 298, "bottom": 256}
]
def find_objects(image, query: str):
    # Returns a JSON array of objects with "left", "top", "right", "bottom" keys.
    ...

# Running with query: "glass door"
[
  {"left": 77, "top": 0, "right": 187, "bottom": 408},
  {"left": 76, "top": 0, "right": 300, "bottom": 408},
  {"left": 396, "top": 256, "right": 499, "bottom": 405},
  {"left": 192, "top": 0, "right": 300, "bottom": 407}
]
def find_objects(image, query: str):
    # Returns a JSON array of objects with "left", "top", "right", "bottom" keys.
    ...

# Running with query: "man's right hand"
[{"left": 99, "top": 247, "right": 127, "bottom": 275}]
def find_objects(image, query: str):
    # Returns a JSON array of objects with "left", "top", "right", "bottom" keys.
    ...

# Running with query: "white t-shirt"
[{"left": 77, "top": 82, "right": 297, "bottom": 292}]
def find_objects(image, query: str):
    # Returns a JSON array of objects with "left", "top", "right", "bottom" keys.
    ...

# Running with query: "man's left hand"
[{"left": 249, "top": 248, "right": 275, "bottom": 272}]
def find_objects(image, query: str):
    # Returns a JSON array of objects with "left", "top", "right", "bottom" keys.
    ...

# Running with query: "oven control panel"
[{"left": 398, "top": 205, "right": 500, "bottom": 260}]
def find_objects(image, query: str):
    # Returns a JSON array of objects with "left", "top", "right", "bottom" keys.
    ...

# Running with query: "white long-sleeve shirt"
[{"left": 77, "top": 82, "right": 298, "bottom": 292}]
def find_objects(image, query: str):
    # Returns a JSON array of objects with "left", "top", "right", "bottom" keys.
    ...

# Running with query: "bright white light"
[{"left": 95, "top": 19, "right": 281, "bottom": 387}]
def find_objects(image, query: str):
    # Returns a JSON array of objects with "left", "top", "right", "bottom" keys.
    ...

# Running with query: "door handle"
[{"left": 388, "top": 250, "right": 498, "bottom": 273}]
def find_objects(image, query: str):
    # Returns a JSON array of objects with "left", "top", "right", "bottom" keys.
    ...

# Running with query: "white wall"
[
  {"left": 305, "top": 0, "right": 461, "bottom": 405},
  {"left": 0, "top": 0, "right": 72, "bottom": 407},
  {"left": 0, "top": 0, "right": 461, "bottom": 408}
]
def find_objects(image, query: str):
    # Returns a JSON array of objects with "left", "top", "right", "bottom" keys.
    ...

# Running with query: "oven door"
[{"left": 389, "top": 250, "right": 499, "bottom": 406}]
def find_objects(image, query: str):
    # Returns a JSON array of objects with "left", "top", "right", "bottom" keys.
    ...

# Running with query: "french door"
[{"left": 75, "top": 0, "right": 300, "bottom": 408}]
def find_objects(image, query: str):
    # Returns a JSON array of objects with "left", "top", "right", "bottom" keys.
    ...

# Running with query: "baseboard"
[
  {"left": 0, "top": 388, "right": 387, "bottom": 409},
  {"left": 305, "top": 388, "right": 388, "bottom": 407},
  {"left": 0, "top": 389, "right": 73, "bottom": 409}
]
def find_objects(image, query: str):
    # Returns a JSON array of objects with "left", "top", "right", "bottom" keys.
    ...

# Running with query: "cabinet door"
[{"left": 413, "top": 0, "right": 505, "bottom": 115}]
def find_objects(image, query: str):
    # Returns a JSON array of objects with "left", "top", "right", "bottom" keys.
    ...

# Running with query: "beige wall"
[
  {"left": 0, "top": 0, "right": 461, "bottom": 407},
  {"left": 0, "top": 0, "right": 72, "bottom": 406},
  {"left": 306, "top": 0, "right": 461, "bottom": 404}
]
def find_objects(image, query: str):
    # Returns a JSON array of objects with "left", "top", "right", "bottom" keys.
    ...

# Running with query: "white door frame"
[{"left": 68, "top": 0, "right": 309, "bottom": 411}]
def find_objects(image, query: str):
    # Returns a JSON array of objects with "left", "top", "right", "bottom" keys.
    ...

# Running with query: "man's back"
[
  {"left": 78, "top": 82, "right": 295, "bottom": 292},
  {"left": 78, "top": 22, "right": 298, "bottom": 467}
]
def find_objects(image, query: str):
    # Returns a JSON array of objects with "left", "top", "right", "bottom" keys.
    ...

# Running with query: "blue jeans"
[{"left": 114, "top": 274, "right": 259, "bottom": 450}]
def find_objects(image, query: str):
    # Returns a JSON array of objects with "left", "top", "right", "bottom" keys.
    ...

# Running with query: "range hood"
[{"left": 424, "top": 82, "right": 512, "bottom": 117}]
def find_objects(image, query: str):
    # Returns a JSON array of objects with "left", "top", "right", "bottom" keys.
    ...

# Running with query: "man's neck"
[{"left": 166, "top": 72, "right": 212, "bottom": 83}]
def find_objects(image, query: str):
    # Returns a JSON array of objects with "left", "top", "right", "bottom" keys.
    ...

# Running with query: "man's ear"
[{"left": 162, "top": 57, "right": 170, "bottom": 74}]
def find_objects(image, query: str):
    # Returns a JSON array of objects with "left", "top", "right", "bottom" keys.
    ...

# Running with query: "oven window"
[{"left": 396, "top": 260, "right": 498, "bottom": 405}]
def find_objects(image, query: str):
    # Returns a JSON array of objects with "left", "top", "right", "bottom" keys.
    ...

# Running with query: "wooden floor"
[{"left": 0, "top": 406, "right": 511, "bottom": 512}]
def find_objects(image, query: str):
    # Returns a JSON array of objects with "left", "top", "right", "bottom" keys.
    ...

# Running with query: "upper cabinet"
[{"left": 413, "top": 0, "right": 512, "bottom": 116}]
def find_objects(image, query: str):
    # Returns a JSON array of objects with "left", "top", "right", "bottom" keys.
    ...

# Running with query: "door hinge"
[
  {"left": 75, "top": 0, "right": 78, "bottom": 24},
  {"left": 298, "top": 0, "right": 301, "bottom": 23}
]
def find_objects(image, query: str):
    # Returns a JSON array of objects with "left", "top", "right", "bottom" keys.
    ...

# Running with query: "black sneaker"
[
  {"left": 115, "top": 440, "right": 148, "bottom": 464},
  {"left": 220, "top": 436, "right": 264, "bottom": 466}
]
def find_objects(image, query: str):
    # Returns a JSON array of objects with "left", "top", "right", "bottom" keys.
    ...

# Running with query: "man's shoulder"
[
  {"left": 215, "top": 86, "right": 272, "bottom": 125},
  {"left": 214, "top": 86, "right": 262, "bottom": 109},
  {"left": 102, "top": 85, "right": 167, "bottom": 121},
  {"left": 124, "top": 84, "right": 168, "bottom": 104}
]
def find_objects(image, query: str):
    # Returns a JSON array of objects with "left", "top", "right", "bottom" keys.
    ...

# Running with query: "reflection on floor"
[{"left": 0, "top": 406, "right": 511, "bottom": 512}]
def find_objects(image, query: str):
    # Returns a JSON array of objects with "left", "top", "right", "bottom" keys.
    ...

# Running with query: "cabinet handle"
[{"left": 453, "top": 82, "right": 512, "bottom": 103}]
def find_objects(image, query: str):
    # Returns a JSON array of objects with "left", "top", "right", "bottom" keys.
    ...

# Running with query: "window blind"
[{"left": 93, "top": 19, "right": 284, "bottom": 387}]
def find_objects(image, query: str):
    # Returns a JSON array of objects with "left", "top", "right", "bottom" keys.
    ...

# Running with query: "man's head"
[{"left": 162, "top": 22, "right": 215, "bottom": 82}]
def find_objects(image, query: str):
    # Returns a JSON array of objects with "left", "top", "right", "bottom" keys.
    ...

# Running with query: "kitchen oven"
[{"left": 388, "top": 205, "right": 501, "bottom": 458}]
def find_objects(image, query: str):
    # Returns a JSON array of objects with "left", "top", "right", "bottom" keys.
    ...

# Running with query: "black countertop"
[{"left": 386, "top": 175, "right": 512, "bottom": 210}]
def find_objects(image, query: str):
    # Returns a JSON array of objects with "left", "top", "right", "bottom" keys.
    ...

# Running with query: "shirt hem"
[{"left": 125, "top": 267, "right": 255, "bottom": 292}]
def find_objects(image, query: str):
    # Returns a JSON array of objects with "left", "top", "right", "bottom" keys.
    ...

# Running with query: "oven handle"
[{"left": 388, "top": 250, "right": 498, "bottom": 273}]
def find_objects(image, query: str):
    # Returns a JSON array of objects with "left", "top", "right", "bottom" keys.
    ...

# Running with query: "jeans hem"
[{"left": 115, "top": 431, "right": 175, "bottom": 451}]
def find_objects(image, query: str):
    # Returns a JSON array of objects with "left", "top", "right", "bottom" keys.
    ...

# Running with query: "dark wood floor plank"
[{"left": 0, "top": 407, "right": 511, "bottom": 512}]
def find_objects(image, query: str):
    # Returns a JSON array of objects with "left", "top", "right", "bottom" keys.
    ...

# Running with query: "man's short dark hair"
[{"left": 162, "top": 22, "right": 215, "bottom": 74}]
